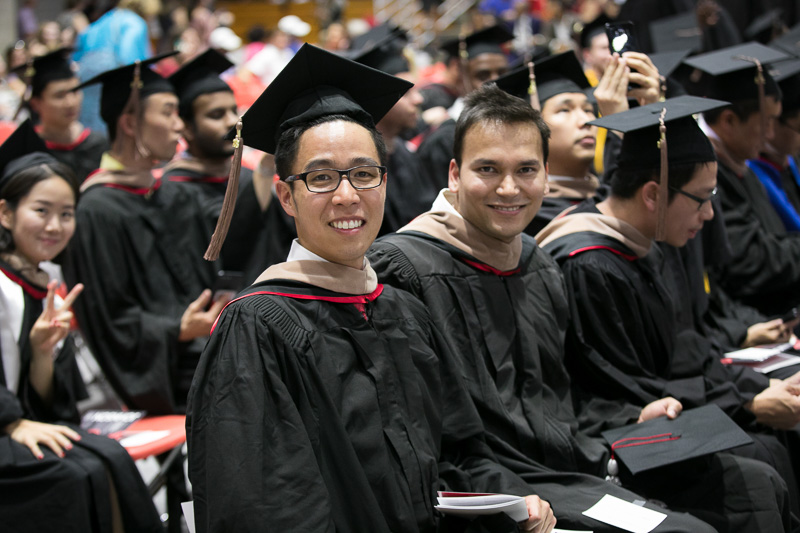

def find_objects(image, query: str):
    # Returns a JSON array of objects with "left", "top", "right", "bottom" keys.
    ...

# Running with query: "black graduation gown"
[
  {"left": 380, "top": 140, "right": 440, "bottom": 236},
  {"left": 714, "top": 161, "right": 800, "bottom": 315},
  {"left": 160, "top": 166, "right": 296, "bottom": 284},
  {"left": 0, "top": 261, "right": 161, "bottom": 533},
  {"left": 417, "top": 119, "right": 455, "bottom": 193},
  {"left": 43, "top": 129, "right": 109, "bottom": 183},
  {"left": 62, "top": 178, "right": 217, "bottom": 415},
  {"left": 370, "top": 232, "right": 791, "bottom": 533},
  {"left": 419, "top": 83, "right": 459, "bottom": 112},
  {"left": 187, "top": 279, "right": 534, "bottom": 533}
]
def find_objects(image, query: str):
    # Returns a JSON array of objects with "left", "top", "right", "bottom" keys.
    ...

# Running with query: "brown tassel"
[
  {"left": 527, "top": 61, "right": 540, "bottom": 110},
  {"left": 459, "top": 28, "right": 471, "bottom": 96},
  {"left": 125, "top": 61, "right": 152, "bottom": 161},
  {"left": 734, "top": 55, "right": 766, "bottom": 150},
  {"left": 204, "top": 118, "right": 244, "bottom": 261},
  {"left": 655, "top": 108, "right": 669, "bottom": 242}
]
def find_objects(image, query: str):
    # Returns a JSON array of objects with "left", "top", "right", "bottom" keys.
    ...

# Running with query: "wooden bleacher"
[{"left": 217, "top": 0, "right": 375, "bottom": 43}]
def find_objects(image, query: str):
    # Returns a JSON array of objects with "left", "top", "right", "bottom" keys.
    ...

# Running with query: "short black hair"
[
  {"left": 0, "top": 161, "right": 79, "bottom": 254},
  {"left": 703, "top": 90, "right": 783, "bottom": 125},
  {"left": 453, "top": 83, "right": 550, "bottom": 167},
  {"left": 610, "top": 161, "right": 713, "bottom": 201},
  {"left": 274, "top": 114, "right": 387, "bottom": 181}
]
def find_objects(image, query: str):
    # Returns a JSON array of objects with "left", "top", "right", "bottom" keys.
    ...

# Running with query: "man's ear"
[
  {"left": 275, "top": 180, "right": 297, "bottom": 219},
  {"left": 448, "top": 159, "right": 460, "bottom": 192},
  {"left": 0, "top": 199, "right": 13, "bottom": 231},
  {"left": 28, "top": 97, "right": 41, "bottom": 116},
  {"left": 640, "top": 180, "right": 660, "bottom": 213},
  {"left": 118, "top": 112, "right": 137, "bottom": 138}
]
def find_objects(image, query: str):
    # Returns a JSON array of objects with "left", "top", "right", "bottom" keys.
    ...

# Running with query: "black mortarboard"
[
  {"left": 771, "top": 22, "right": 800, "bottom": 57},
  {"left": 440, "top": 24, "right": 514, "bottom": 60},
  {"left": 76, "top": 51, "right": 178, "bottom": 129},
  {"left": 507, "top": 46, "right": 551, "bottom": 70},
  {"left": 649, "top": 12, "right": 702, "bottom": 54},
  {"left": 349, "top": 23, "right": 407, "bottom": 53},
  {"left": 229, "top": 43, "right": 413, "bottom": 155},
  {"left": 649, "top": 49, "right": 692, "bottom": 79},
  {"left": 589, "top": 95, "right": 726, "bottom": 239},
  {"left": 579, "top": 14, "right": 612, "bottom": 50},
  {"left": 602, "top": 405, "right": 752, "bottom": 476},
  {"left": 495, "top": 51, "right": 590, "bottom": 104},
  {"left": 0, "top": 119, "right": 57, "bottom": 190},
  {"left": 682, "top": 42, "right": 788, "bottom": 101},
  {"left": 168, "top": 49, "right": 233, "bottom": 119},
  {"left": 744, "top": 8, "right": 785, "bottom": 44},
  {"left": 205, "top": 44, "right": 413, "bottom": 261},
  {"left": 351, "top": 26, "right": 410, "bottom": 76},
  {"left": 769, "top": 58, "right": 800, "bottom": 114},
  {"left": 19, "top": 47, "right": 78, "bottom": 97}
]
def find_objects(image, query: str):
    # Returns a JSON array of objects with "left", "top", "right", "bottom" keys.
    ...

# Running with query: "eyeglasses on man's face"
[
  {"left": 285, "top": 165, "right": 387, "bottom": 193},
  {"left": 669, "top": 185, "right": 717, "bottom": 211}
]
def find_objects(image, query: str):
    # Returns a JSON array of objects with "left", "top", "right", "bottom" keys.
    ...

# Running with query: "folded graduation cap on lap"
[{"left": 601, "top": 404, "right": 752, "bottom": 476}]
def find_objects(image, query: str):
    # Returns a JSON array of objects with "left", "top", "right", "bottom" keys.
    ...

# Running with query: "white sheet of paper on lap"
[
  {"left": 582, "top": 494, "right": 667, "bottom": 533},
  {"left": 435, "top": 492, "right": 528, "bottom": 522},
  {"left": 724, "top": 342, "right": 793, "bottom": 361}
]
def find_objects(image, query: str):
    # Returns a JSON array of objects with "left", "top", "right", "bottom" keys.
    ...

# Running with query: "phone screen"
[{"left": 605, "top": 22, "right": 638, "bottom": 55}]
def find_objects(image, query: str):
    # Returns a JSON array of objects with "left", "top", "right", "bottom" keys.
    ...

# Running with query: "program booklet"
[
  {"left": 80, "top": 410, "right": 146, "bottom": 436},
  {"left": 435, "top": 492, "right": 529, "bottom": 522}
]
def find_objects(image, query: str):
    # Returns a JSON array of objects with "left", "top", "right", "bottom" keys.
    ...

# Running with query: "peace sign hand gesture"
[{"left": 29, "top": 281, "right": 83, "bottom": 360}]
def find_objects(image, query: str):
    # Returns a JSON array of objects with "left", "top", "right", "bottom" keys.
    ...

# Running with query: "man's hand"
[
  {"left": 29, "top": 281, "right": 83, "bottom": 359},
  {"left": 638, "top": 397, "right": 682, "bottom": 423},
  {"left": 594, "top": 54, "right": 630, "bottom": 118},
  {"left": 747, "top": 381, "right": 800, "bottom": 429},
  {"left": 519, "top": 495, "right": 556, "bottom": 532},
  {"left": 742, "top": 318, "right": 795, "bottom": 347},
  {"left": 623, "top": 52, "right": 661, "bottom": 106},
  {"left": 179, "top": 289, "right": 230, "bottom": 341}
]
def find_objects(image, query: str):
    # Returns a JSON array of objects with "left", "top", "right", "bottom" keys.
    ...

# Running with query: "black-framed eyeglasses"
[
  {"left": 285, "top": 165, "right": 387, "bottom": 193},
  {"left": 669, "top": 186, "right": 717, "bottom": 210}
]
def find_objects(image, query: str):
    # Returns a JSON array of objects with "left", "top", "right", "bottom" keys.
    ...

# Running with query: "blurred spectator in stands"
[
  {"left": 57, "top": 0, "right": 90, "bottom": 36},
  {"left": 320, "top": 22, "right": 350, "bottom": 51},
  {"left": 244, "top": 25, "right": 267, "bottom": 61},
  {"left": 243, "top": 28, "right": 294, "bottom": 87},
  {"left": 73, "top": 0, "right": 159, "bottom": 135},
  {"left": 278, "top": 15, "right": 311, "bottom": 53},
  {"left": 17, "top": 0, "right": 38, "bottom": 41}
]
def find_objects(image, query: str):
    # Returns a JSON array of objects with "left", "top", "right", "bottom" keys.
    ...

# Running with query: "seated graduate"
[
  {"left": 0, "top": 120, "right": 161, "bottom": 533},
  {"left": 681, "top": 43, "right": 800, "bottom": 316},
  {"left": 161, "top": 49, "right": 296, "bottom": 283},
  {"left": 370, "top": 84, "right": 790, "bottom": 533},
  {"left": 61, "top": 54, "right": 222, "bottom": 415},
  {"left": 748, "top": 59, "right": 800, "bottom": 232},
  {"left": 22, "top": 48, "right": 108, "bottom": 182},
  {"left": 351, "top": 29, "right": 440, "bottom": 235},
  {"left": 537, "top": 97, "right": 800, "bottom": 520},
  {"left": 187, "top": 44, "right": 558, "bottom": 533},
  {"left": 417, "top": 25, "right": 514, "bottom": 192}
]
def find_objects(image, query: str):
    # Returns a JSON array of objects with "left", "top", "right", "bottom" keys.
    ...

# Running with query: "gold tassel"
[
  {"left": 459, "top": 27, "right": 471, "bottom": 96},
  {"left": 204, "top": 118, "right": 244, "bottom": 261},
  {"left": 734, "top": 55, "right": 766, "bottom": 150},
  {"left": 655, "top": 108, "right": 668, "bottom": 242},
  {"left": 527, "top": 61, "right": 540, "bottom": 110}
]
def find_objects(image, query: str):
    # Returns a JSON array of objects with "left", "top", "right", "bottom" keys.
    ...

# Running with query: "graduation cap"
[
  {"left": 649, "top": 12, "right": 702, "bottom": 54},
  {"left": 588, "top": 95, "right": 727, "bottom": 240},
  {"left": 579, "top": 13, "right": 612, "bottom": 50},
  {"left": 0, "top": 119, "right": 57, "bottom": 189},
  {"left": 16, "top": 47, "right": 78, "bottom": 98},
  {"left": 204, "top": 43, "right": 413, "bottom": 261},
  {"left": 744, "top": 8, "right": 785, "bottom": 44},
  {"left": 350, "top": 26, "right": 410, "bottom": 76},
  {"left": 349, "top": 22, "right": 407, "bottom": 53},
  {"left": 601, "top": 404, "right": 752, "bottom": 476},
  {"left": 771, "top": 22, "right": 800, "bottom": 57},
  {"left": 650, "top": 49, "right": 692, "bottom": 79},
  {"left": 495, "top": 51, "right": 590, "bottom": 107},
  {"left": 769, "top": 58, "right": 800, "bottom": 114},
  {"left": 168, "top": 49, "right": 233, "bottom": 119},
  {"left": 440, "top": 24, "right": 514, "bottom": 60},
  {"left": 76, "top": 51, "right": 179, "bottom": 130}
]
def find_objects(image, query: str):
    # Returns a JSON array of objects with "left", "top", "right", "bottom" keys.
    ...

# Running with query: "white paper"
[
  {"left": 119, "top": 430, "right": 171, "bottom": 448},
  {"left": 436, "top": 496, "right": 529, "bottom": 522},
  {"left": 724, "top": 342, "right": 793, "bottom": 361},
  {"left": 182, "top": 501, "right": 195, "bottom": 533},
  {"left": 750, "top": 353, "right": 800, "bottom": 374},
  {"left": 582, "top": 495, "right": 667, "bottom": 533}
]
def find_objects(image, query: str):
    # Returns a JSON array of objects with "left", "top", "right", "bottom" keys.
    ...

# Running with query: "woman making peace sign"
[{"left": 0, "top": 120, "right": 161, "bottom": 533}]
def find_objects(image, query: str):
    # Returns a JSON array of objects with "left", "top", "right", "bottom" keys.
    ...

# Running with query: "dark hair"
[
  {"left": 453, "top": 83, "right": 550, "bottom": 167},
  {"left": 610, "top": 161, "right": 713, "bottom": 201},
  {"left": 703, "top": 88, "right": 783, "bottom": 125},
  {"left": 0, "top": 162, "right": 79, "bottom": 253},
  {"left": 274, "top": 114, "right": 388, "bottom": 181}
]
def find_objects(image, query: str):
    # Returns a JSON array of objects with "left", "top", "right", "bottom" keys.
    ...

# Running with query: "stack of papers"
[
  {"left": 435, "top": 492, "right": 529, "bottom": 522},
  {"left": 723, "top": 342, "right": 800, "bottom": 373}
]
